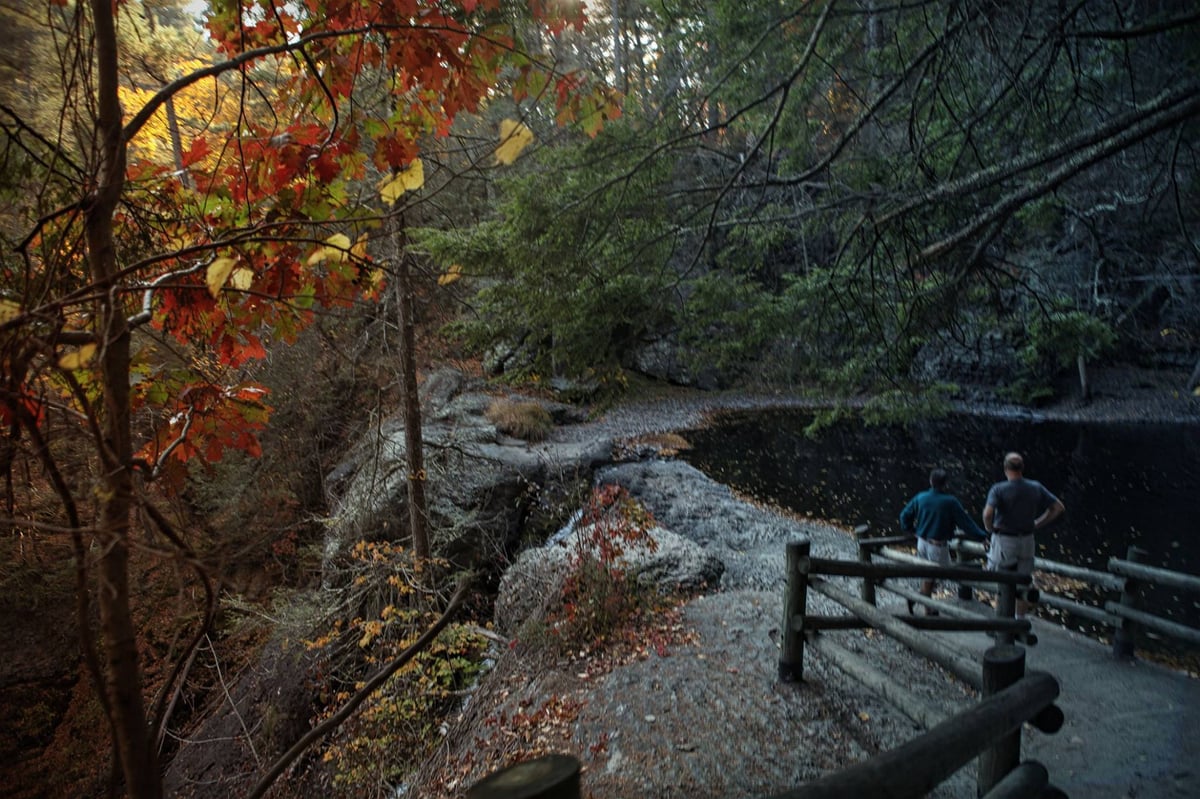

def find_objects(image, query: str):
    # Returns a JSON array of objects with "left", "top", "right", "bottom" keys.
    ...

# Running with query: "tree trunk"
[
  {"left": 392, "top": 223, "right": 430, "bottom": 562},
  {"left": 165, "top": 97, "right": 190, "bottom": 187},
  {"left": 611, "top": 0, "right": 624, "bottom": 95},
  {"left": 89, "top": 1, "right": 160, "bottom": 796}
]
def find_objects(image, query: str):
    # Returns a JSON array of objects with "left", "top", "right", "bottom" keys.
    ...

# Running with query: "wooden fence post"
[
  {"left": 780, "top": 539, "right": 811, "bottom": 683},
  {"left": 977, "top": 645, "right": 1026, "bottom": 795},
  {"left": 1113, "top": 545, "right": 1148, "bottom": 659},
  {"left": 854, "top": 525, "right": 876, "bottom": 606},
  {"left": 995, "top": 582, "right": 1017, "bottom": 645},
  {"left": 466, "top": 753, "right": 581, "bottom": 799},
  {"left": 953, "top": 544, "right": 974, "bottom": 601}
]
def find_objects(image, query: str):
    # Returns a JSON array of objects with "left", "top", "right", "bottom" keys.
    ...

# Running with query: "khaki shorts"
[
  {"left": 916, "top": 537, "right": 952, "bottom": 567},
  {"left": 987, "top": 533, "right": 1035, "bottom": 576}
]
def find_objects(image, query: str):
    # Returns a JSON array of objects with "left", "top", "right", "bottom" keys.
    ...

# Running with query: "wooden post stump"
[
  {"left": 977, "top": 645, "right": 1025, "bottom": 795},
  {"left": 995, "top": 582, "right": 1017, "bottom": 645},
  {"left": 466, "top": 754, "right": 581, "bottom": 799},
  {"left": 1113, "top": 545, "right": 1148, "bottom": 660},
  {"left": 779, "top": 539, "right": 811, "bottom": 683},
  {"left": 853, "top": 525, "right": 877, "bottom": 606}
]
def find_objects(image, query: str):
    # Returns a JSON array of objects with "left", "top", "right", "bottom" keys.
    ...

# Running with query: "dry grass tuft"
[{"left": 486, "top": 398, "right": 554, "bottom": 441}]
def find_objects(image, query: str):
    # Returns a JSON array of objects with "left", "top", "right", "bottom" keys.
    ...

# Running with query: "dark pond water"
[{"left": 680, "top": 410, "right": 1200, "bottom": 655}]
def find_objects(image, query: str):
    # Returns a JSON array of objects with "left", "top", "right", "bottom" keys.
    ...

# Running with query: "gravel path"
[{"left": 561, "top": 367, "right": 1200, "bottom": 444}]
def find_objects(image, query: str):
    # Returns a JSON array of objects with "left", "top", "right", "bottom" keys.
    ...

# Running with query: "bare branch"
[{"left": 246, "top": 575, "right": 474, "bottom": 799}]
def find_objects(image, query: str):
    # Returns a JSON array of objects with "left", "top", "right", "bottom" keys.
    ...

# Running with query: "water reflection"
[{"left": 681, "top": 410, "right": 1200, "bottom": 643}]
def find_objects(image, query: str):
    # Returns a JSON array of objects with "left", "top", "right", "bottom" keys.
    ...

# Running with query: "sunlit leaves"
[
  {"left": 9, "top": 0, "right": 621, "bottom": 486},
  {"left": 58, "top": 344, "right": 96, "bottom": 370},
  {"left": 138, "top": 379, "right": 272, "bottom": 484},
  {"left": 205, "top": 257, "right": 238, "bottom": 298},
  {"left": 230, "top": 268, "right": 254, "bottom": 291},
  {"left": 307, "top": 233, "right": 353, "bottom": 265},
  {"left": 378, "top": 159, "right": 425, "bottom": 205},
  {"left": 579, "top": 87, "right": 623, "bottom": 137},
  {"left": 494, "top": 119, "right": 534, "bottom": 164},
  {"left": 437, "top": 263, "right": 463, "bottom": 286}
]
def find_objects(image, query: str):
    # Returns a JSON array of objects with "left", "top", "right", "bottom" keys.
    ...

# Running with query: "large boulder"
[
  {"left": 626, "top": 336, "right": 721, "bottom": 390},
  {"left": 321, "top": 369, "right": 611, "bottom": 573},
  {"left": 494, "top": 521, "right": 725, "bottom": 636},
  {"left": 596, "top": 460, "right": 818, "bottom": 590}
]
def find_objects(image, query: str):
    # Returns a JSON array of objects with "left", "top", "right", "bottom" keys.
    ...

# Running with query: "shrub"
[
  {"left": 485, "top": 398, "right": 553, "bottom": 441},
  {"left": 305, "top": 542, "right": 489, "bottom": 797},
  {"left": 544, "top": 484, "right": 658, "bottom": 655}
]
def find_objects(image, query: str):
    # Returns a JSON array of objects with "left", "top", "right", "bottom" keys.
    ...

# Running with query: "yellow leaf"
[
  {"left": 58, "top": 343, "right": 97, "bottom": 370},
  {"left": 206, "top": 257, "right": 237, "bottom": 298},
  {"left": 307, "top": 233, "right": 352, "bottom": 265},
  {"left": 0, "top": 299, "right": 20, "bottom": 325},
  {"left": 230, "top": 268, "right": 254, "bottom": 291},
  {"left": 494, "top": 119, "right": 534, "bottom": 165},
  {"left": 351, "top": 235, "right": 369, "bottom": 259},
  {"left": 437, "top": 263, "right": 463, "bottom": 286},
  {"left": 379, "top": 159, "right": 425, "bottom": 205}
]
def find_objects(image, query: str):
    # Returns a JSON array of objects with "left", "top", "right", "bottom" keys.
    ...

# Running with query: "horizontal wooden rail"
[
  {"left": 901, "top": 535, "right": 1200, "bottom": 658},
  {"left": 768, "top": 672, "right": 1060, "bottom": 799},
  {"left": 1038, "top": 592, "right": 1118, "bottom": 627},
  {"left": 806, "top": 556, "right": 1030, "bottom": 586},
  {"left": 979, "top": 761, "right": 1051, "bottom": 799},
  {"left": 802, "top": 613, "right": 1030, "bottom": 633},
  {"left": 951, "top": 539, "right": 1125, "bottom": 591},
  {"left": 466, "top": 753, "right": 580, "bottom": 798},
  {"left": 1104, "top": 601, "right": 1200, "bottom": 645},
  {"left": 808, "top": 576, "right": 983, "bottom": 689},
  {"left": 1109, "top": 557, "right": 1200, "bottom": 594},
  {"left": 855, "top": 534, "right": 915, "bottom": 549},
  {"left": 880, "top": 582, "right": 990, "bottom": 620},
  {"left": 877, "top": 548, "right": 1039, "bottom": 600},
  {"left": 808, "top": 636, "right": 952, "bottom": 729}
]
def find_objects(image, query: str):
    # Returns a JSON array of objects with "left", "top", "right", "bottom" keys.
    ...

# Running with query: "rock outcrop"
[
  {"left": 322, "top": 368, "right": 610, "bottom": 571},
  {"left": 494, "top": 520, "right": 725, "bottom": 637}
]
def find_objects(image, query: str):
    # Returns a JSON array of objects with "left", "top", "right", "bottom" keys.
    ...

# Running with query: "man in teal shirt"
[{"left": 900, "top": 468, "right": 989, "bottom": 614}]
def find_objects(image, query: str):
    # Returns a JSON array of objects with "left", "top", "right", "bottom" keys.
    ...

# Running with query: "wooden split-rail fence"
[{"left": 466, "top": 531, "right": 1200, "bottom": 798}]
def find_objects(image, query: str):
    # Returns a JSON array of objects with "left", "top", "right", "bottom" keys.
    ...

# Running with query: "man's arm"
[
  {"left": 982, "top": 504, "right": 996, "bottom": 534},
  {"left": 954, "top": 500, "right": 988, "bottom": 540},
  {"left": 899, "top": 496, "right": 918, "bottom": 534},
  {"left": 1035, "top": 499, "right": 1065, "bottom": 530}
]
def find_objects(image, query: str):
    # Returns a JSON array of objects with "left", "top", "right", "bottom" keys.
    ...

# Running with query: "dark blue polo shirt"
[{"left": 900, "top": 489, "right": 988, "bottom": 542}]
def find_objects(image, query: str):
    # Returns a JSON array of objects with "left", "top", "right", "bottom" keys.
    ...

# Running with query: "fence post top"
[
  {"left": 465, "top": 753, "right": 581, "bottom": 799},
  {"left": 983, "top": 644, "right": 1026, "bottom": 665}
]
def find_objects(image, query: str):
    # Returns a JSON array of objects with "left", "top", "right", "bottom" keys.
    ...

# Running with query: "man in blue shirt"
[{"left": 900, "top": 468, "right": 989, "bottom": 614}]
